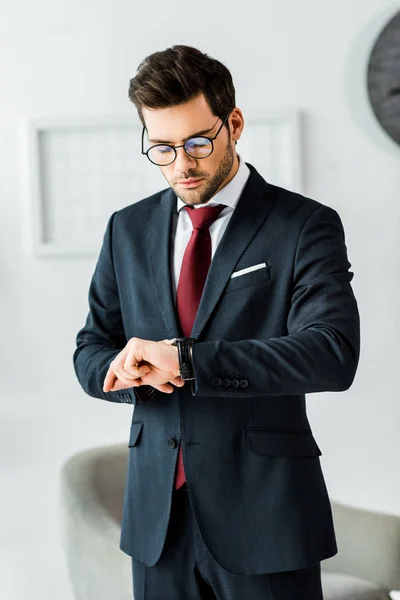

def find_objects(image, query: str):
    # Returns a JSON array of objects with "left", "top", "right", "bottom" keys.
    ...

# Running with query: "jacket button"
[
  {"left": 167, "top": 438, "right": 177, "bottom": 448},
  {"left": 239, "top": 379, "right": 249, "bottom": 388},
  {"left": 222, "top": 378, "right": 231, "bottom": 387},
  {"left": 231, "top": 379, "right": 240, "bottom": 388},
  {"left": 212, "top": 377, "right": 222, "bottom": 386}
]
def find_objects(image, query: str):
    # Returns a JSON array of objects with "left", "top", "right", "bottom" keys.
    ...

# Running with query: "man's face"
[{"left": 142, "top": 94, "right": 238, "bottom": 206}]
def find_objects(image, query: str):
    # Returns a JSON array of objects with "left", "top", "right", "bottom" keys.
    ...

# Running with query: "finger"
[
  {"left": 150, "top": 382, "right": 174, "bottom": 394},
  {"left": 104, "top": 375, "right": 135, "bottom": 393},
  {"left": 123, "top": 359, "right": 151, "bottom": 378},
  {"left": 130, "top": 378, "right": 142, "bottom": 387},
  {"left": 138, "top": 371, "right": 174, "bottom": 393},
  {"left": 170, "top": 376, "right": 185, "bottom": 387},
  {"left": 137, "top": 375, "right": 171, "bottom": 392},
  {"left": 144, "top": 376, "right": 184, "bottom": 393},
  {"left": 107, "top": 379, "right": 132, "bottom": 392},
  {"left": 103, "top": 369, "right": 117, "bottom": 392},
  {"left": 113, "top": 368, "right": 144, "bottom": 388},
  {"left": 118, "top": 363, "right": 150, "bottom": 381}
]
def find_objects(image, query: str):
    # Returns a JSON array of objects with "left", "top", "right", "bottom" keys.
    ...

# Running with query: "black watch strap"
[{"left": 171, "top": 337, "right": 196, "bottom": 380}]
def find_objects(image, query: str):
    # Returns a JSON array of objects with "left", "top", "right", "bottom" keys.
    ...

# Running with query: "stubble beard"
[{"left": 167, "top": 141, "right": 235, "bottom": 206}]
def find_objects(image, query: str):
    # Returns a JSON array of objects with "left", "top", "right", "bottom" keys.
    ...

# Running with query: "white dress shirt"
[{"left": 170, "top": 155, "right": 250, "bottom": 304}]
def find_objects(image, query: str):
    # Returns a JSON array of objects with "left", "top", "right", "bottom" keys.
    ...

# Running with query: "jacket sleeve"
[
  {"left": 72, "top": 211, "right": 156, "bottom": 404},
  {"left": 190, "top": 205, "right": 360, "bottom": 397}
]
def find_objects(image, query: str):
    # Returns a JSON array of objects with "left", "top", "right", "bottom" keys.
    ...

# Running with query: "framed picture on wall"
[{"left": 23, "top": 111, "right": 302, "bottom": 257}]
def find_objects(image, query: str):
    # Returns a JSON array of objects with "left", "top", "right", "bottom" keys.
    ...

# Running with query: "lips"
[
  {"left": 177, "top": 178, "right": 203, "bottom": 184},
  {"left": 178, "top": 177, "right": 203, "bottom": 188}
]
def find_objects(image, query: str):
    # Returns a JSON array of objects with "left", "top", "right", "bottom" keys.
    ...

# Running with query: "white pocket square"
[{"left": 230, "top": 263, "right": 267, "bottom": 278}]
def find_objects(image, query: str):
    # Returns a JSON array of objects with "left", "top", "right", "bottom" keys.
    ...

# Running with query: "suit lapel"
[
  {"left": 146, "top": 163, "right": 275, "bottom": 341},
  {"left": 146, "top": 187, "right": 181, "bottom": 339},
  {"left": 191, "top": 164, "right": 275, "bottom": 339}
]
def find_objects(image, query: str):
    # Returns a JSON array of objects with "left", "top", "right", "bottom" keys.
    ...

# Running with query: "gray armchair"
[{"left": 59, "top": 444, "right": 400, "bottom": 600}]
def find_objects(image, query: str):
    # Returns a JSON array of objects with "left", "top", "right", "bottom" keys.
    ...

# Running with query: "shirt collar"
[{"left": 176, "top": 154, "right": 250, "bottom": 212}]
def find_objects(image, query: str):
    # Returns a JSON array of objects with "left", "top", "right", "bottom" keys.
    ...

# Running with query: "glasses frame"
[{"left": 141, "top": 111, "right": 230, "bottom": 166}]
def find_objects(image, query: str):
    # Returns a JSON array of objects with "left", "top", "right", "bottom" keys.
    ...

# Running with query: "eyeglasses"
[{"left": 141, "top": 111, "right": 230, "bottom": 166}]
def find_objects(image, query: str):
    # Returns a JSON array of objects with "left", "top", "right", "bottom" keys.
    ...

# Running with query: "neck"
[
  {"left": 227, "top": 153, "right": 240, "bottom": 183},
  {"left": 215, "top": 152, "right": 240, "bottom": 195}
]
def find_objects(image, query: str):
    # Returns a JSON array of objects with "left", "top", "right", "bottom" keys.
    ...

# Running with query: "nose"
[{"left": 173, "top": 146, "right": 197, "bottom": 174}]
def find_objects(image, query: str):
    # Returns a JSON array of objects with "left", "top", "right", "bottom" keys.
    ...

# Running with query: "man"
[{"left": 73, "top": 45, "right": 360, "bottom": 599}]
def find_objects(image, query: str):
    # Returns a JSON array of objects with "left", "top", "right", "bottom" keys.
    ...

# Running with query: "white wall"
[{"left": 1, "top": 1, "right": 399, "bottom": 598}]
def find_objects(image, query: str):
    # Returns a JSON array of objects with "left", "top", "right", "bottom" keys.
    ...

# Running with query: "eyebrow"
[{"left": 148, "top": 123, "right": 216, "bottom": 145}]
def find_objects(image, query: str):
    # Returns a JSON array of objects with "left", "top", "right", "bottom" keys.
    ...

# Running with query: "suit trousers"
[{"left": 131, "top": 485, "right": 324, "bottom": 600}]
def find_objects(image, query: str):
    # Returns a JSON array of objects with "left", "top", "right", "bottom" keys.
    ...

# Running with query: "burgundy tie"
[{"left": 174, "top": 203, "right": 225, "bottom": 490}]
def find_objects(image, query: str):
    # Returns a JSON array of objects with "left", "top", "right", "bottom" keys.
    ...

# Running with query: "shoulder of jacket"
[
  {"left": 267, "top": 183, "right": 334, "bottom": 222},
  {"left": 114, "top": 186, "right": 170, "bottom": 220}
]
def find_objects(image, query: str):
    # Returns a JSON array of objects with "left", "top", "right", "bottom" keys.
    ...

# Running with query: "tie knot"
[{"left": 185, "top": 204, "right": 225, "bottom": 230}]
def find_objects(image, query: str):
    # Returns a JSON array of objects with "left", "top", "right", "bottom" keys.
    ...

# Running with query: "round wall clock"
[{"left": 367, "top": 11, "right": 400, "bottom": 146}]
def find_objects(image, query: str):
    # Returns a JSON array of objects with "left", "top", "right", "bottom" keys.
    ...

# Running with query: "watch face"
[{"left": 367, "top": 10, "right": 400, "bottom": 146}]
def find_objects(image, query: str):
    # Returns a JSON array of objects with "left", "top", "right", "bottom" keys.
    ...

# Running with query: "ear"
[{"left": 229, "top": 107, "right": 244, "bottom": 143}]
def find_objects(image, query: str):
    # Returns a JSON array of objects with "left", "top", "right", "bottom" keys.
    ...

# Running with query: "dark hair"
[{"left": 128, "top": 45, "right": 236, "bottom": 128}]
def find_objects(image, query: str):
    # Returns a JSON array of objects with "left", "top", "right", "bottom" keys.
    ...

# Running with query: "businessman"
[{"left": 73, "top": 45, "right": 360, "bottom": 599}]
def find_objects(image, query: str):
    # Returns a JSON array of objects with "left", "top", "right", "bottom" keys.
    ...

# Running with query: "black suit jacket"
[{"left": 73, "top": 163, "right": 360, "bottom": 575}]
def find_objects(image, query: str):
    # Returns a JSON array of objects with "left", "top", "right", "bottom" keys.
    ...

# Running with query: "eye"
[
  {"left": 185, "top": 137, "right": 211, "bottom": 149},
  {"left": 184, "top": 137, "right": 213, "bottom": 157},
  {"left": 156, "top": 145, "right": 174, "bottom": 154}
]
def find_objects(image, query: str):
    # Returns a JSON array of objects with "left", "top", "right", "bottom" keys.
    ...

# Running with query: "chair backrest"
[
  {"left": 61, "top": 443, "right": 400, "bottom": 593},
  {"left": 323, "top": 499, "right": 400, "bottom": 592},
  {"left": 60, "top": 443, "right": 132, "bottom": 600},
  {"left": 91, "top": 445, "right": 128, "bottom": 524}
]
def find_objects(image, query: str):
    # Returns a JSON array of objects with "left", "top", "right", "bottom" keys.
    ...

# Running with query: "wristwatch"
[{"left": 171, "top": 337, "right": 196, "bottom": 380}]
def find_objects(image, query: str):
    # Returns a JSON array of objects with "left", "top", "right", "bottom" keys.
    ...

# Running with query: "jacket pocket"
[
  {"left": 245, "top": 427, "right": 322, "bottom": 457},
  {"left": 128, "top": 421, "right": 144, "bottom": 447},
  {"left": 224, "top": 263, "right": 271, "bottom": 293}
]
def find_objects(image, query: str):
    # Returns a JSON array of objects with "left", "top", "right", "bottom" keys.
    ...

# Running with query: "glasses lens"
[
  {"left": 147, "top": 145, "right": 175, "bottom": 166},
  {"left": 184, "top": 137, "right": 213, "bottom": 159}
]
